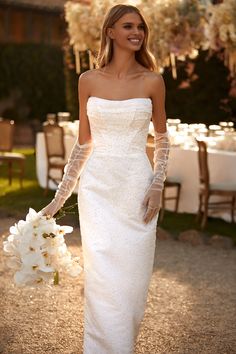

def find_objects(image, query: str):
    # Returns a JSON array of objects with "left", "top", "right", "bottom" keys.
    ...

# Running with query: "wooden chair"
[
  {"left": 196, "top": 139, "right": 236, "bottom": 228},
  {"left": 159, "top": 177, "right": 181, "bottom": 222},
  {"left": 146, "top": 141, "right": 181, "bottom": 222},
  {"left": 0, "top": 119, "right": 25, "bottom": 187},
  {"left": 43, "top": 123, "right": 66, "bottom": 195},
  {"left": 0, "top": 118, "right": 14, "bottom": 151}
]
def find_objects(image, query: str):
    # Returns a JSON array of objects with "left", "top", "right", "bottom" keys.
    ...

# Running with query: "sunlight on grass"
[{"left": 0, "top": 148, "right": 77, "bottom": 216}]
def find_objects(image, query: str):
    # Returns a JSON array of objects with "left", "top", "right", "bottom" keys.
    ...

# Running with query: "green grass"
[
  {"left": 0, "top": 148, "right": 77, "bottom": 218},
  {"left": 0, "top": 148, "right": 235, "bottom": 244},
  {"left": 160, "top": 210, "right": 236, "bottom": 244}
]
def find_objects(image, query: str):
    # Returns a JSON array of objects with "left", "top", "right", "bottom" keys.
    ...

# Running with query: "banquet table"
[
  {"left": 36, "top": 132, "right": 236, "bottom": 221},
  {"left": 165, "top": 146, "right": 236, "bottom": 221}
]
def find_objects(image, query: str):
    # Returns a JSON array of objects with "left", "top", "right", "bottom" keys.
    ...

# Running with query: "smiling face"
[{"left": 107, "top": 12, "right": 146, "bottom": 51}]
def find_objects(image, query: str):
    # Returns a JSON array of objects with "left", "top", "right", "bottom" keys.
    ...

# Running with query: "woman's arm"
[
  {"left": 150, "top": 73, "right": 167, "bottom": 133},
  {"left": 40, "top": 72, "right": 94, "bottom": 217},
  {"left": 142, "top": 73, "right": 170, "bottom": 224},
  {"left": 78, "top": 71, "right": 92, "bottom": 144}
]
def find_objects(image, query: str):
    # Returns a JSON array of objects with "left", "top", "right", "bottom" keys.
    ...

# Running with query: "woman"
[{"left": 41, "top": 4, "right": 170, "bottom": 353}]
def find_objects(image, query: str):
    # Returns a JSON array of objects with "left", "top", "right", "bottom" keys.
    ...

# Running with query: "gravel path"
[{"left": 1, "top": 217, "right": 236, "bottom": 354}]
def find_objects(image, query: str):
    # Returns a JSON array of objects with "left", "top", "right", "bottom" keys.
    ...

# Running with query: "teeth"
[{"left": 129, "top": 39, "right": 140, "bottom": 43}]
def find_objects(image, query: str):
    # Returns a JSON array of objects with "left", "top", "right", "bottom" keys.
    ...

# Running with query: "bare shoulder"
[
  {"left": 79, "top": 69, "right": 102, "bottom": 95},
  {"left": 79, "top": 68, "right": 101, "bottom": 83},
  {"left": 145, "top": 71, "right": 165, "bottom": 85},
  {"left": 146, "top": 72, "right": 166, "bottom": 98}
]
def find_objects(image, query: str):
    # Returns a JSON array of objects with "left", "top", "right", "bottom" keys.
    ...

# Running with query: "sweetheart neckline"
[{"left": 88, "top": 96, "right": 152, "bottom": 103}]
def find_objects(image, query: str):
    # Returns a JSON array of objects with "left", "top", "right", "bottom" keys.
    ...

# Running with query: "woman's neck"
[{"left": 103, "top": 50, "right": 139, "bottom": 79}]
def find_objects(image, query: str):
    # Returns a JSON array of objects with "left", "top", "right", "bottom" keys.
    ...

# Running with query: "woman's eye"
[
  {"left": 123, "top": 25, "right": 145, "bottom": 30},
  {"left": 123, "top": 24, "right": 145, "bottom": 30}
]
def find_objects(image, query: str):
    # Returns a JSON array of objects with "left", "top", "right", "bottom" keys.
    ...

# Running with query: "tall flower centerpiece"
[
  {"left": 64, "top": 0, "right": 119, "bottom": 72},
  {"left": 205, "top": 0, "right": 236, "bottom": 76},
  {"left": 140, "top": 0, "right": 207, "bottom": 77}
]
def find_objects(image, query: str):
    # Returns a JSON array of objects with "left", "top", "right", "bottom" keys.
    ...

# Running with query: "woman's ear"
[{"left": 107, "top": 27, "right": 115, "bottom": 39}]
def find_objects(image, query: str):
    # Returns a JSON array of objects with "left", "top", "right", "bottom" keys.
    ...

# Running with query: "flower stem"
[
  {"left": 54, "top": 270, "right": 59, "bottom": 285},
  {"left": 55, "top": 203, "right": 78, "bottom": 220}
]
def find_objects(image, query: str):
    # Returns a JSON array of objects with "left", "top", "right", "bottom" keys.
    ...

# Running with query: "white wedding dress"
[{"left": 78, "top": 97, "right": 158, "bottom": 354}]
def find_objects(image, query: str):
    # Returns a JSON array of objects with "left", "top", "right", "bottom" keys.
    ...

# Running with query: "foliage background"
[
  {"left": 0, "top": 44, "right": 235, "bottom": 125},
  {"left": 0, "top": 44, "right": 67, "bottom": 123}
]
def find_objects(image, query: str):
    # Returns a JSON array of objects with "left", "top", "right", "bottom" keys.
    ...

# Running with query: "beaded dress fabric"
[{"left": 78, "top": 97, "right": 158, "bottom": 354}]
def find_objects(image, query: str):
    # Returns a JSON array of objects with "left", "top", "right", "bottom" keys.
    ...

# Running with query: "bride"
[{"left": 41, "top": 3, "right": 169, "bottom": 353}]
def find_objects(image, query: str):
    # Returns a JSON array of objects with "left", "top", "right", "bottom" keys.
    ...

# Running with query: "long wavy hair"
[{"left": 96, "top": 4, "right": 157, "bottom": 72}]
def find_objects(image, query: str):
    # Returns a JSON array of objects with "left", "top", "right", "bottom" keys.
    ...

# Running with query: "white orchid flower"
[
  {"left": 66, "top": 257, "right": 83, "bottom": 277},
  {"left": 6, "top": 256, "right": 21, "bottom": 270},
  {"left": 4, "top": 208, "right": 82, "bottom": 287}
]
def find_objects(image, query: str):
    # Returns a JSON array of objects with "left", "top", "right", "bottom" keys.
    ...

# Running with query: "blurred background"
[
  {"left": 0, "top": 0, "right": 236, "bottom": 242},
  {"left": 0, "top": 0, "right": 235, "bottom": 146}
]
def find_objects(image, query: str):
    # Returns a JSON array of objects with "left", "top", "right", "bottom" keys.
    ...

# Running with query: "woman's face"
[{"left": 107, "top": 12, "right": 145, "bottom": 51}]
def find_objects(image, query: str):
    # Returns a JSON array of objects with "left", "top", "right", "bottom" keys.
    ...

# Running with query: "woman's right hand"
[{"left": 40, "top": 198, "right": 62, "bottom": 218}]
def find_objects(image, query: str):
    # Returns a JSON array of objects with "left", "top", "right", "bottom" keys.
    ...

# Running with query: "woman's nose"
[{"left": 132, "top": 27, "right": 141, "bottom": 35}]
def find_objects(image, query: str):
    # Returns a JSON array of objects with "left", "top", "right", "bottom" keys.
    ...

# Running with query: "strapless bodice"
[{"left": 86, "top": 97, "right": 152, "bottom": 156}]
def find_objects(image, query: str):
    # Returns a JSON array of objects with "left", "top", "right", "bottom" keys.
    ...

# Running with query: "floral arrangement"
[
  {"left": 64, "top": 0, "right": 115, "bottom": 72},
  {"left": 64, "top": 0, "right": 208, "bottom": 76},
  {"left": 3, "top": 208, "right": 82, "bottom": 287},
  {"left": 140, "top": 0, "right": 180, "bottom": 71},
  {"left": 140, "top": 0, "right": 207, "bottom": 74},
  {"left": 65, "top": 1, "right": 100, "bottom": 52},
  {"left": 64, "top": 0, "right": 236, "bottom": 76},
  {"left": 205, "top": 0, "right": 236, "bottom": 76}
]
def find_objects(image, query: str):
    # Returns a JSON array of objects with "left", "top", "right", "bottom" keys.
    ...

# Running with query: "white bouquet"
[{"left": 3, "top": 208, "right": 82, "bottom": 287}]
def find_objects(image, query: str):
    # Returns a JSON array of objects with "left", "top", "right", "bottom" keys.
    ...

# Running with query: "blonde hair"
[{"left": 96, "top": 4, "right": 157, "bottom": 72}]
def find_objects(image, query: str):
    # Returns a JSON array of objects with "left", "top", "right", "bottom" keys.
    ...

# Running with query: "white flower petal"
[
  {"left": 7, "top": 234, "right": 15, "bottom": 242},
  {"left": 21, "top": 252, "right": 44, "bottom": 267},
  {"left": 14, "top": 270, "right": 38, "bottom": 286},
  {"left": 39, "top": 264, "right": 55, "bottom": 272},
  {"left": 9, "top": 225, "right": 19, "bottom": 235},
  {"left": 59, "top": 226, "right": 73, "bottom": 234},
  {"left": 6, "top": 256, "right": 21, "bottom": 270},
  {"left": 17, "top": 220, "right": 26, "bottom": 230},
  {"left": 67, "top": 258, "right": 83, "bottom": 277},
  {"left": 3, "top": 241, "right": 17, "bottom": 255}
]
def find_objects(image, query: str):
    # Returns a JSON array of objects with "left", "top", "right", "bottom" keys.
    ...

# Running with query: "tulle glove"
[
  {"left": 143, "top": 131, "right": 170, "bottom": 224},
  {"left": 40, "top": 140, "right": 93, "bottom": 217}
]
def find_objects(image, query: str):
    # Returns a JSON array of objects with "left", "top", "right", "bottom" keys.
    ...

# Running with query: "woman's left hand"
[{"left": 142, "top": 188, "right": 162, "bottom": 224}]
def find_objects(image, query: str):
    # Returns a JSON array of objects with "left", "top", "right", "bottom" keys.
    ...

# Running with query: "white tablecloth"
[
  {"left": 165, "top": 147, "right": 236, "bottom": 221},
  {"left": 36, "top": 133, "right": 236, "bottom": 221}
]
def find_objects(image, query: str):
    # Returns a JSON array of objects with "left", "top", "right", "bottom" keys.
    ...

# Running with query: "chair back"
[
  {"left": 196, "top": 140, "right": 209, "bottom": 188},
  {"left": 0, "top": 119, "right": 14, "bottom": 152},
  {"left": 43, "top": 124, "right": 65, "bottom": 160}
]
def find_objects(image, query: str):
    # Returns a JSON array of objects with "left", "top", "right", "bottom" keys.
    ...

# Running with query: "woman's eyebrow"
[{"left": 122, "top": 22, "right": 144, "bottom": 25}]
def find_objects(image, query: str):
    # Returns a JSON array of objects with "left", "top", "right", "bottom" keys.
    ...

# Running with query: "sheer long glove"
[
  {"left": 40, "top": 140, "right": 93, "bottom": 217},
  {"left": 142, "top": 131, "right": 170, "bottom": 223}
]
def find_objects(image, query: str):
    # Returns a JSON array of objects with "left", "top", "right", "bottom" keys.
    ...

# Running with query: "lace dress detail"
[{"left": 78, "top": 97, "right": 158, "bottom": 354}]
